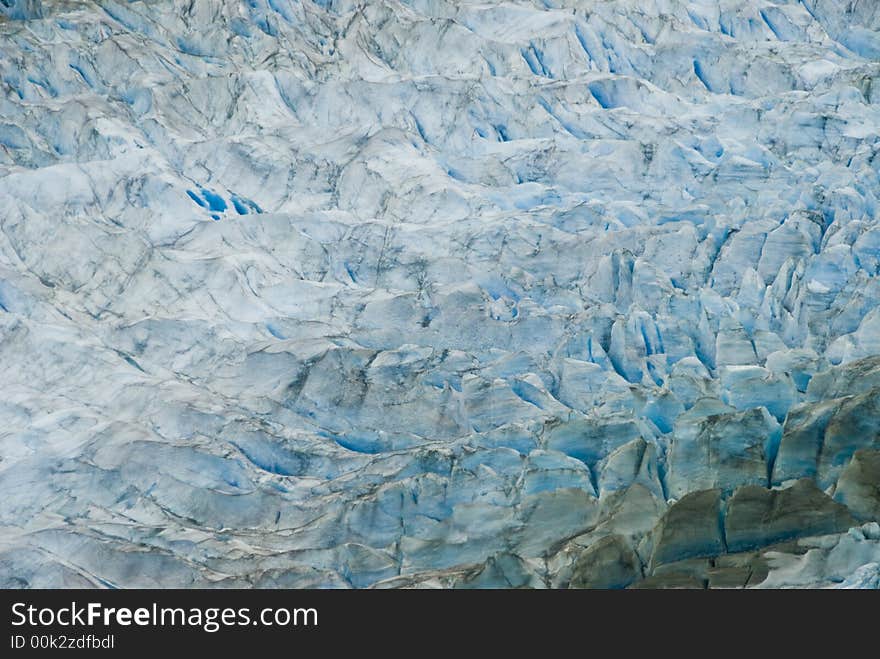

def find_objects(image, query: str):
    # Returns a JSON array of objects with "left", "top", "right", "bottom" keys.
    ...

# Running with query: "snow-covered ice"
[{"left": 1, "top": 0, "right": 879, "bottom": 588}]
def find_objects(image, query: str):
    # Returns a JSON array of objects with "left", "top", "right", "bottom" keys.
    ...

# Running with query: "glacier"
[{"left": 0, "top": 0, "right": 879, "bottom": 588}]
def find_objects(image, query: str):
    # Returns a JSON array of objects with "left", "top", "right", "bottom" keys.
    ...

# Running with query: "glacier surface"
[{"left": 1, "top": 0, "right": 880, "bottom": 588}]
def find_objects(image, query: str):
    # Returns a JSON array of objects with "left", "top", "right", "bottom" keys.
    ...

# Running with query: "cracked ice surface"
[{"left": 1, "top": 0, "right": 880, "bottom": 588}]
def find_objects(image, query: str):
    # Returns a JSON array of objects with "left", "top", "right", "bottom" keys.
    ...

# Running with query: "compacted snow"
[{"left": 1, "top": 0, "right": 880, "bottom": 588}]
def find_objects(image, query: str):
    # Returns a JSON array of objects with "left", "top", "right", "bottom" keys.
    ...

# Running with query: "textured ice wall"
[{"left": 1, "top": 0, "right": 879, "bottom": 588}]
